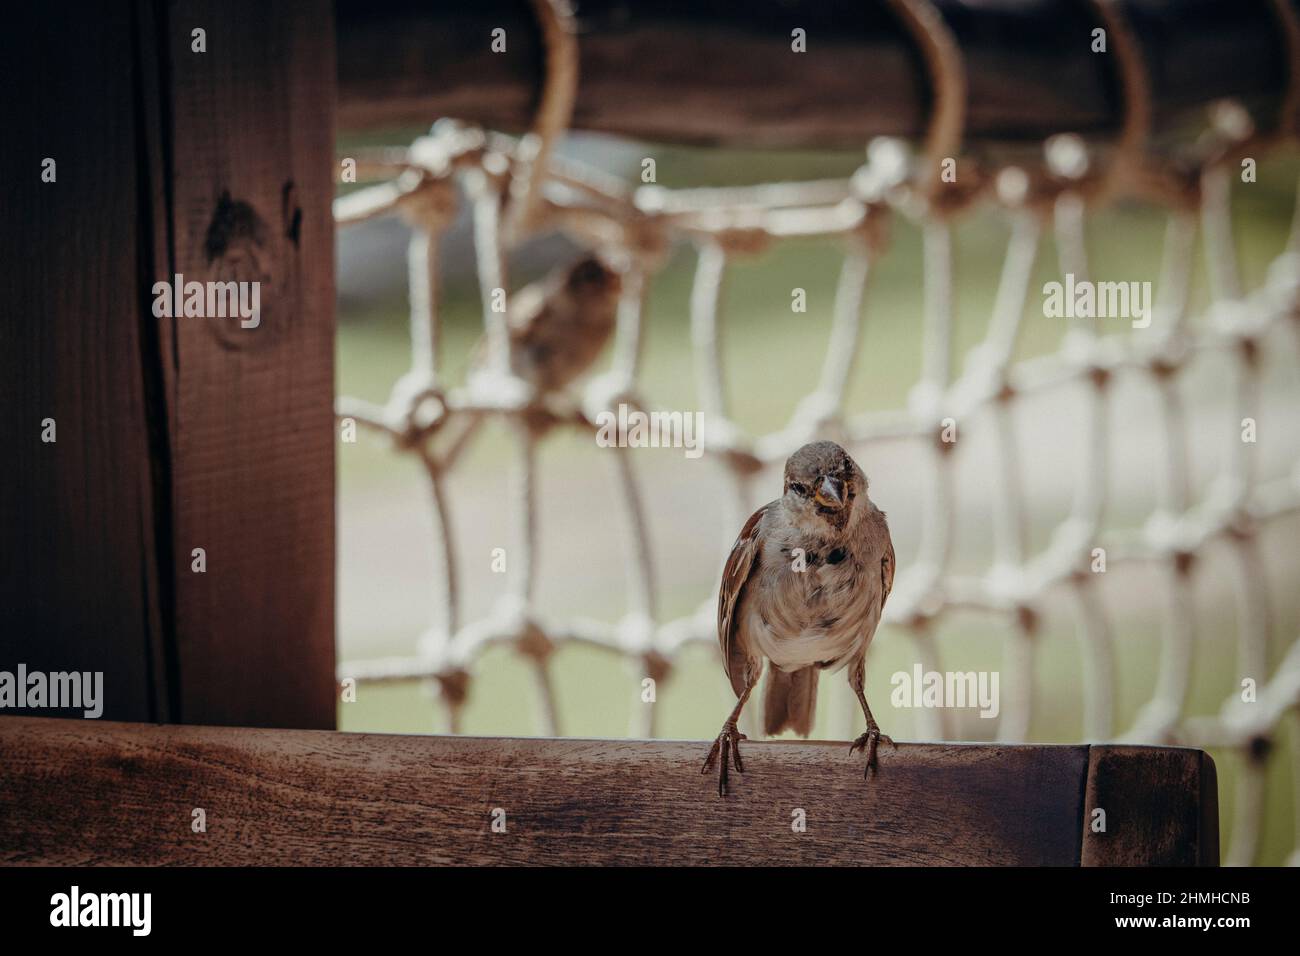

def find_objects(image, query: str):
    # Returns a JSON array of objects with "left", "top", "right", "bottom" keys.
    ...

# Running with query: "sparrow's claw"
[
  {"left": 850, "top": 725, "right": 895, "bottom": 779},
  {"left": 701, "top": 722, "right": 747, "bottom": 796}
]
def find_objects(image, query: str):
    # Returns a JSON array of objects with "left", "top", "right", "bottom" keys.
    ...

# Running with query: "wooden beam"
[
  {"left": 1080, "top": 745, "right": 1220, "bottom": 866},
  {"left": 0, "top": 719, "right": 1217, "bottom": 866},
  {"left": 0, "top": 5, "right": 170, "bottom": 722},
  {"left": 0, "top": 2, "right": 337, "bottom": 730},
  {"left": 159, "top": 2, "right": 338, "bottom": 728},
  {"left": 335, "top": 0, "right": 1291, "bottom": 147}
]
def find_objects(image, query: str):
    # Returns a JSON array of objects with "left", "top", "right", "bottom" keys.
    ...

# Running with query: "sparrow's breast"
[{"left": 742, "top": 536, "right": 881, "bottom": 673}]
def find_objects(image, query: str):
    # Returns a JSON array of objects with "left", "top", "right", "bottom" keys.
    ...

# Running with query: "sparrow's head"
[
  {"left": 564, "top": 254, "right": 622, "bottom": 301},
  {"left": 783, "top": 440, "right": 866, "bottom": 531},
  {"left": 559, "top": 254, "right": 618, "bottom": 310},
  {"left": 543, "top": 254, "right": 622, "bottom": 344}
]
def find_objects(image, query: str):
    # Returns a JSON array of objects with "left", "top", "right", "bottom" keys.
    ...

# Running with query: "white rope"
[{"left": 331, "top": 6, "right": 1300, "bottom": 865}]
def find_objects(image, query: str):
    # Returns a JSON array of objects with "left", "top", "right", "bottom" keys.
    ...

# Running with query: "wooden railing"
[{"left": 0, "top": 718, "right": 1217, "bottom": 866}]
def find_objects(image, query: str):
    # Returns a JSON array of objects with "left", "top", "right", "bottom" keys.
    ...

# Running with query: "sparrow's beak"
[{"left": 814, "top": 475, "right": 845, "bottom": 509}]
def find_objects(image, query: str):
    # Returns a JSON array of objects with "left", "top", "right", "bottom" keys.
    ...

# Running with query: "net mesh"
[{"left": 334, "top": 0, "right": 1300, "bottom": 865}]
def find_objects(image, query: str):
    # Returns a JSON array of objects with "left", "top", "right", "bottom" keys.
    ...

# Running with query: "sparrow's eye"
[{"left": 789, "top": 482, "right": 808, "bottom": 497}]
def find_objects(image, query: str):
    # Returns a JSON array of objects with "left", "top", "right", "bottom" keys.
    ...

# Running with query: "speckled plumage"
[
  {"left": 453, "top": 254, "right": 621, "bottom": 442},
  {"left": 504, "top": 255, "right": 621, "bottom": 392},
  {"left": 705, "top": 441, "right": 896, "bottom": 795}
]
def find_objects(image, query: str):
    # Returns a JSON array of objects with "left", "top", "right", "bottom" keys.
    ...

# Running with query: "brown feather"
[
  {"left": 881, "top": 535, "right": 895, "bottom": 614},
  {"left": 763, "top": 666, "right": 819, "bottom": 736},
  {"left": 717, "top": 505, "right": 767, "bottom": 698}
]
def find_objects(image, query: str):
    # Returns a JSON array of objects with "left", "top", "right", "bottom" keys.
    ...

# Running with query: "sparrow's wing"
[
  {"left": 718, "top": 504, "right": 769, "bottom": 698},
  {"left": 880, "top": 534, "right": 895, "bottom": 615}
]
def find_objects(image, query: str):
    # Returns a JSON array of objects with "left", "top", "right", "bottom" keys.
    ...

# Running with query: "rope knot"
[
  {"left": 516, "top": 619, "right": 556, "bottom": 661},
  {"left": 435, "top": 668, "right": 472, "bottom": 708},
  {"left": 397, "top": 175, "right": 459, "bottom": 232},
  {"left": 712, "top": 226, "right": 772, "bottom": 258}
]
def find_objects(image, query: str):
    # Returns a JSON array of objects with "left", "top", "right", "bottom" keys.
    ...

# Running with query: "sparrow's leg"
[
  {"left": 702, "top": 678, "right": 756, "bottom": 797},
  {"left": 847, "top": 656, "right": 895, "bottom": 779}
]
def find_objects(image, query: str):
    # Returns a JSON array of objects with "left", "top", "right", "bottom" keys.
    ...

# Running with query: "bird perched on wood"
[{"left": 704, "top": 440, "right": 896, "bottom": 796}]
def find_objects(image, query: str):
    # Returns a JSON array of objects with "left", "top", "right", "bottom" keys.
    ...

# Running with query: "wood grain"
[
  {"left": 1080, "top": 745, "right": 1219, "bottom": 866},
  {"left": 336, "top": 0, "right": 1290, "bottom": 147},
  {"left": 0, "top": 4, "right": 168, "bottom": 722},
  {"left": 0, "top": 719, "right": 1216, "bottom": 866},
  {"left": 159, "top": 1, "right": 337, "bottom": 728},
  {"left": 1, "top": 2, "right": 337, "bottom": 729}
]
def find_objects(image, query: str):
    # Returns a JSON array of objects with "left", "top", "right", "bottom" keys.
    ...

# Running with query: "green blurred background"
[{"left": 336, "top": 131, "right": 1300, "bottom": 863}]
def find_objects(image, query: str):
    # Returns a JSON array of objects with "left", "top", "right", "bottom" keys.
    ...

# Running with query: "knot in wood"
[{"left": 201, "top": 190, "right": 281, "bottom": 350}]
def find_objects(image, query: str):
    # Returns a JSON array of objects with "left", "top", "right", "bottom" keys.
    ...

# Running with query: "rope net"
[{"left": 335, "top": 0, "right": 1300, "bottom": 865}]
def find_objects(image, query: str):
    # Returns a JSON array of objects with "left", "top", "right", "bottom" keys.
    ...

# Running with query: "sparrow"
[
  {"left": 436, "top": 253, "right": 621, "bottom": 455},
  {"left": 703, "top": 440, "right": 896, "bottom": 796},
  {"left": 474, "top": 253, "right": 622, "bottom": 394}
]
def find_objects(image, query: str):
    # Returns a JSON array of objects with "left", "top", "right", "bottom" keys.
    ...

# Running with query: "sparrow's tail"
[{"left": 762, "top": 666, "right": 819, "bottom": 737}]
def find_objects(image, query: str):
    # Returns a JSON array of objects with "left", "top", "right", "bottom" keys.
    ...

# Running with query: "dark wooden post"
[
  {"left": 1, "top": 5, "right": 170, "bottom": 724},
  {"left": 0, "top": 721, "right": 1220, "bottom": 866},
  {"left": 0, "top": 1, "right": 337, "bottom": 729},
  {"left": 158, "top": 2, "right": 337, "bottom": 728},
  {"left": 1080, "top": 746, "right": 1220, "bottom": 866}
]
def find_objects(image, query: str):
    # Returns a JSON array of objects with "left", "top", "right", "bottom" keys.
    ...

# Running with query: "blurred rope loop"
[
  {"left": 503, "top": 0, "right": 579, "bottom": 244},
  {"left": 885, "top": 0, "right": 974, "bottom": 216},
  {"left": 332, "top": 0, "right": 1300, "bottom": 863}
]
